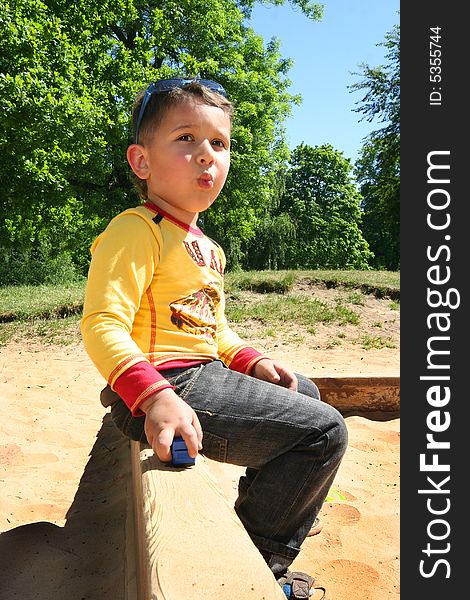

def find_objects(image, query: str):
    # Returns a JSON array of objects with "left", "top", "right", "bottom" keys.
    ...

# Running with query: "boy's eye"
[
  {"left": 212, "top": 139, "right": 227, "bottom": 149},
  {"left": 177, "top": 134, "right": 194, "bottom": 142}
]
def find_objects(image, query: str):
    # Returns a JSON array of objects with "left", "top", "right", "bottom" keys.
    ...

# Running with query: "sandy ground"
[{"left": 0, "top": 341, "right": 399, "bottom": 600}]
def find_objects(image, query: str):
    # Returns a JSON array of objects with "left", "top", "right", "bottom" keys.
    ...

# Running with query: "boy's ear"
[{"left": 127, "top": 144, "right": 150, "bottom": 179}]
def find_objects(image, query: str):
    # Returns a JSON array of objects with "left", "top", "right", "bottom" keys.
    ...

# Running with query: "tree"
[
  {"left": 275, "top": 143, "right": 372, "bottom": 269},
  {"left": 243, "top": 168, "right": 296, "bottom": 270},
  {"left": 350, "top": 23, "right": 400, "bottom": 270},
  {"left": 0, "top": 0, "right": 324, "bottom": 283},
  {"left": 0, "top": 0, "right": 131, "bottom": 281}
]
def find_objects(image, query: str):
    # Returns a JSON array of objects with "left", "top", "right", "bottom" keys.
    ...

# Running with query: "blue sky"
[{"left": 249, "top": 0, "right": 400, "bottom": 164}]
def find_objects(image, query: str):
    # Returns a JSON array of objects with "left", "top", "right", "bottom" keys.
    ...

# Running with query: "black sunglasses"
[{"left": 134, "top": 77, "right": 227, "bottom": 143}]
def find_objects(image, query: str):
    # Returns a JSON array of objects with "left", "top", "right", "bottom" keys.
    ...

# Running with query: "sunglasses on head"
[{"left": 134, "top": 77, "right": 227, "bottom": 144}]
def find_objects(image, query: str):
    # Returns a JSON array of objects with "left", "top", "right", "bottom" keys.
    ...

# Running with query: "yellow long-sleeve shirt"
[{"left": 80, "top": 202, "right": 263, "bottom": 414}]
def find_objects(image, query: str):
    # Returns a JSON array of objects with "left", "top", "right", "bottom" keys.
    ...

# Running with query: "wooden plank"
[
  {"left": 130, "top": 441, "right": 286, "bottom": 600},
  {"left": 130, "top": 441, "right": 151, "bottom": 600},
  {"left": 126, "top": 440, "right": 138, "bottom": 600},
  {"left": 314, "top": 376, "right": 400, "bottom": 419}
]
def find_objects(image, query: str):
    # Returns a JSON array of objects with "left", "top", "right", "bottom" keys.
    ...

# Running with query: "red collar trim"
[{"left": 143, "top": 202, "right": 203, "bottom": 237}]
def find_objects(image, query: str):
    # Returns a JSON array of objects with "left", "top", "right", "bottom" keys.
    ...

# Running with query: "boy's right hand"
[{"left": 140, "top": 389, "right": 203, "bottom": 463}]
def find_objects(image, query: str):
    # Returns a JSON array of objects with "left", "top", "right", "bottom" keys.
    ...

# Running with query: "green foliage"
[
  {"left": 242, "top": 212, "right": 297, "bottom": 270},
  {"left": 277, "top": 143, "right": 373, "bottom": 269},
  {"left": 350, "top": 23, "right": 400, "bottom": 270},
  {"left": 0, "top": 0, "right": 323, "bottom": 281},
  {"left": 355, "top": 135, "right": 399, "bottom": 270},
  {"left": 1, "top": 2, "right": 399, "bottom": 280},
  {"left": 0, "top": 241, "right": 79, "bottom": 286}
]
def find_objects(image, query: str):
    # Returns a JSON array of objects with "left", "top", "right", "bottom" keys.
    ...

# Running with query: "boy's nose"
[{"left": 196, "top": 140, "right": 215, "bottom": 165}]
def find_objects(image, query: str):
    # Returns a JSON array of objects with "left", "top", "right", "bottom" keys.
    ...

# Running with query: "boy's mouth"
[{"left": 197, "top": 173, "right": 214, "bottom": 189}]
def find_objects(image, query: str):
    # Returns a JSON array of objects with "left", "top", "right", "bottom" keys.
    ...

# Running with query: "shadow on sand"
[{"left": 0, "top": 414, "right": 131, "bottom": 600}]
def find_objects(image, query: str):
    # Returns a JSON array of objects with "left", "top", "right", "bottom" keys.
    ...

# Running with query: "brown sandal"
[{"left": 276, "top": 570, "right": 326, "bottom": 599}]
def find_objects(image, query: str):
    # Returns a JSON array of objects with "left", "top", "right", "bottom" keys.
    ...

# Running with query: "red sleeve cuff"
[
  {"left": 229, "top": 347, "right": 265, "bottom": 375},
  {"left": 114, "top": 361, "right": 174, "bottom": 416}
]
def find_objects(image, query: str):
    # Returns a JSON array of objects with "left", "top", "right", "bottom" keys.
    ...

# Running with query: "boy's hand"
[
  {"left": 252, "top": 358, "right": 298, "bottom": 391},
  {"left": 140, "top": 389, "right": 203, "bottom": 463}
]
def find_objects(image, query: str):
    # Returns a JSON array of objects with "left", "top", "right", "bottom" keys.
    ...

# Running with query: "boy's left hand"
[{"left": 252, "top": 358, "right": 298, "bottom": 391}]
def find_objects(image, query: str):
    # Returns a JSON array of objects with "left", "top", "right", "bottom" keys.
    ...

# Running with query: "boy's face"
[{"left": 133, "top": 98, "right": 231, "bottom": 224}]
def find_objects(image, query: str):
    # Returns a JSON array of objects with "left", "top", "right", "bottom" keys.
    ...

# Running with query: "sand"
[{"left": 0, "top": 341, "right": 399, "bottom": 599}]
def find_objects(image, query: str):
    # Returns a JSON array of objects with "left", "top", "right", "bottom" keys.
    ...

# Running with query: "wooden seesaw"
[
  {"left": 128, "top": 441, "right": 286, "bottom": 600},
  {"left": 314, "top": 376, "right": 400, "bottom": 420},
  {"left": 126, "top": 376, "right": 399, "bottom": 599}
]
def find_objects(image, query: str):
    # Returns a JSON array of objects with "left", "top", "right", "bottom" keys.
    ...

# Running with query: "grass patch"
[
  {"left": 354, "top": 334, "right": 397, "bottom": 350},
  {"left": 0, "top": 280, "right": 86, "bottom": 322},
  {"left": 226, "top": 293, "right": 360, "bottom": 327},
  {"left": 0, "top": 315, "right": 82, "bottom": 346},
  {"left": 0, "top": 281, "right": 85, "bottom": 345},
  {"left": 226, "top": 270, "right": 296, "bottom": 294},
  {"left": 299, "top": 270, "right": 400, "bottom": 300},
  {"left": 261, "top": 326, "right": 277, "bottom": 338},
  {"left": 326, "top": 338, "right": 343, "bottom": 349},
  {"left": 343, "top": 291, "right": 366, "bottom": 306},
  {"left": 0, "top": 269, "right": 399, "bottom": 346},
  {"left": 286, "top": 332, "right": 306, "bottom": 344},
  {"left": 226, "top": 269, "right": 399, "bottom": 299}
]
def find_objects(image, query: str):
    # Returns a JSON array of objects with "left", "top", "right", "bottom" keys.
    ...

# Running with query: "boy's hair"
[{"left": 131, "top": 82, "right": 234, "bottom": 200}]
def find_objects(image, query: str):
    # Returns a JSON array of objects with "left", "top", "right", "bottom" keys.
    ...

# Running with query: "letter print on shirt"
[
  {"left": 183, "top": 240, "right": 224, "bottom": 275},
  {"left": 183, "top": 240, "right": 206, "bottom": 266}
]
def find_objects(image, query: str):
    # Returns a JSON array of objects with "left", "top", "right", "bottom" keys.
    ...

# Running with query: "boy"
[{"left": 80, "top": 78, "right": 348, "bottom": 599}]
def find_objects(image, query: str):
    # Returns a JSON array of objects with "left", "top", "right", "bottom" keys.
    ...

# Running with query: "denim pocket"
[
  {"left": 200, "top": 430, "right": 228, "bottom": 462},
  {"left": 168, "top": 365, "right": 204, "bottom": 399}
]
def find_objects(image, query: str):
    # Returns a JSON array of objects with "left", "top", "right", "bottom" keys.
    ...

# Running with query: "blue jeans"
[{"left": 111, "top": 360, "right": 348, "bottom": 576}]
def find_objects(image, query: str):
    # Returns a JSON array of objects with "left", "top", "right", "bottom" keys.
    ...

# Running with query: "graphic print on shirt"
[{"left": 169, "top": 284, "right": 221, "bottom": 345}]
